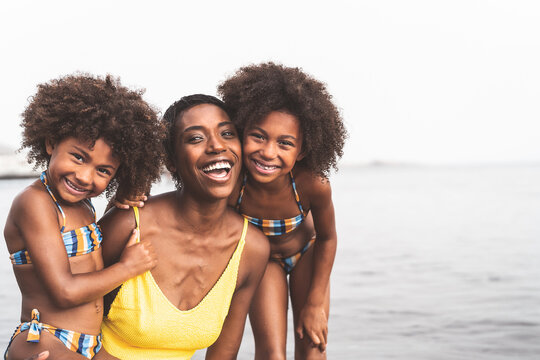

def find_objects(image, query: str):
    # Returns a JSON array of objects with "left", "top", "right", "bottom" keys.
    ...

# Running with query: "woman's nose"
[{"left": 207, "top": 134, "right": 226, "bottom": 153}]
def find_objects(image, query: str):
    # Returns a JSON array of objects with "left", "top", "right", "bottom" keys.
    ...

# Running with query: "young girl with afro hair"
[
  {"left": 219, "top": 62, "right": 347, "bottom": 359},
  {"left": 4, "top": 74, "right": 162, "bottom": 360}
]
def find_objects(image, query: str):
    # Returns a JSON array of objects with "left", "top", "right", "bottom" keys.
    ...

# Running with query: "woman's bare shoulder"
[
  {"left": 241, "top": 223, "right": 270, "bottom": 269},
  {"left": 225, "top": 208, "right": 269, "bottom": 260}
]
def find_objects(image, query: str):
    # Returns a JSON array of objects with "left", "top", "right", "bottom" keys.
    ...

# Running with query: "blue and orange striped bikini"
[
  {"left": 236, "top": 172, "right": 314, "bottom": 274},
  {"left": 9, "top": 171, "right": 103, "bottom": 265},
  {"left": 5, "top": 171, "right": 103, "bottom": 359},
  {"left": 4, "top": 309, "right": 101, "bottom": 360}
]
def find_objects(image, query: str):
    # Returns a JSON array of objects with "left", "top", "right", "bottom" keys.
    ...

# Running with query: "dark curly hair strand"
[
  {"left": 218, "top": 62, "right": 347, "bottom": 178},
  {"left": 21, "top": 73, "right": 164, "bottom": 199}
]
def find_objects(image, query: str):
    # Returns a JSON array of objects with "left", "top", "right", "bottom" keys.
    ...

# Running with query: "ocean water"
[{"left": 1, "top": 165, "right": 539, "bottom": 359}]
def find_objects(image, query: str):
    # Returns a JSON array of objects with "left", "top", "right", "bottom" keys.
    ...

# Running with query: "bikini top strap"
[
  {"left": 85, "top": 199, "right": 97, "bottom": 223},
  {"left": 132, "top": 206, "right": 141, "bottom": 243},
  {"left": 235, "top": 173, "right": 248, "bottom": 210},
  {"left": 40, "top": 171, "right": 67, "bottom": 233},
  {"left": 290, "top": 172, "right": 306, "bottom": 217},
  {"left": 237, "top": 172, "right": 306, "bottom": 217}
]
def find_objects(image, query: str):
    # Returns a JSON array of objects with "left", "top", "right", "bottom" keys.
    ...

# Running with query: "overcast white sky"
[{"left": 1, "top": 0, "right": 539, "bottom": 166}]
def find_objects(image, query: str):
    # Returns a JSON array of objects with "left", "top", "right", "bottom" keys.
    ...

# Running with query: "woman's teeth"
[{"left": 202, "top": 161, "right": 231, "bottom": 174}]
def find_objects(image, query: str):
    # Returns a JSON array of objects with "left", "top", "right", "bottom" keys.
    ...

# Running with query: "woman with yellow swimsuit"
[{"left": 94, "top": 95, "right": 269, "bottom": 359}]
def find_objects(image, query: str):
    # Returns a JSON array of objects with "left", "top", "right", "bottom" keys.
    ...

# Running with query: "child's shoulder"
[
  {"left": 293, "top": 167, "right": 331, "bottom": 196},
  {"left": 10, "top": 180, "right": 54, "bottom": 217}
]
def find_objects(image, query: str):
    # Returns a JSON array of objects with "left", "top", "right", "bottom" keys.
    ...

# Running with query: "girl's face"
[
  {"left": 170, "top": 104, "right": 242, "bottom": 200},
  {"left": 45, "top": 137, "right": 120, "bottom": 204},
  {"left": 242, "top": 111, "right": 304, "bottom": 184}
]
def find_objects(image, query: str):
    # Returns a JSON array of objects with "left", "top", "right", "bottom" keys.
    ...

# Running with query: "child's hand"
[
  {"left": 114, "top": 194, "right": 148, "bottom": 210},
  {"left": 295, "top": 303, "right": 328, "bottom": 352},
  {"left": 118, "top": 229, "right": 157, "bottom": 276}
]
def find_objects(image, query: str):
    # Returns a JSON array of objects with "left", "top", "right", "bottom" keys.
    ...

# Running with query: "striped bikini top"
[
  {"left": 9, "top": 171, "right": 103, "bottom": 265},
  {"left": 236, "top": 172, "right": 307, "bottom": 236}
]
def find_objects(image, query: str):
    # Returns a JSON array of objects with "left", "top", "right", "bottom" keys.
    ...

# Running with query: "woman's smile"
[
  {"left": 201, "top": 159, "right": 234, "bottom": 182},
  {"left": 173, "top": 103, "right": 242, "bottom": 198}
]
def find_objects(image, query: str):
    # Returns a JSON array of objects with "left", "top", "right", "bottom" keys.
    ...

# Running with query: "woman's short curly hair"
[
  {"left": 21, "top": 73, "right": 164, "bottom": 199},
  {"left": 218, "top": 62, "right": 347, "bottom": 178}
]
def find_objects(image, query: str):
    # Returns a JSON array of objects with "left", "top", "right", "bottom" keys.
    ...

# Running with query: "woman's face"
[
  {"left": 242, "top": 110, "right": 304, "bottom": 184},
  {"left": 170, "top": 104, "right": 242, "bottom": 200}
]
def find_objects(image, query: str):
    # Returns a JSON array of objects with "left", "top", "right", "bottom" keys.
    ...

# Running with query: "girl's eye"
[
  {"left": 98, "top": 168, "right": 112, "bottom": 176},
  {"left": 279, "top": 140, "right": 294, "bottom": 147},
  {"left": 250, "top": 133, "right": 264, "bottom": 141},
  {"left": 71, "top": 153, "right": 84, "bottom": 162}
]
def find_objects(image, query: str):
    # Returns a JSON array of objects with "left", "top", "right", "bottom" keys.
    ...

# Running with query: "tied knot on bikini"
[{"left": 24, "top": 309, "right": 43, "bottom": 342}]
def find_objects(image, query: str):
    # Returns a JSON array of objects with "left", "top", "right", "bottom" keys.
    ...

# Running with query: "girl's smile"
[
  {"left": 45, "top": 137, "right": 119, "bottom": 203},
  {"left": 62, "top": 176, "right": 91, "bottom": 196},
  {"left": 243, "top": 111, "right": 304, "bottom": 183}
]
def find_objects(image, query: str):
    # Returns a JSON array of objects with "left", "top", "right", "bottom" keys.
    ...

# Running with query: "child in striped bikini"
[
  {"left": 3, "top": 74, "right": 161, "bottom": 360},
  {"left": 219, "top": 62, "right": 347, "bottom": 359}
]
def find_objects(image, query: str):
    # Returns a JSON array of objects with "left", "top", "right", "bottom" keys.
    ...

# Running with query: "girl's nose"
[
  {"left": 75, "top": 166, "right": 93, "bottom": 185},
  {"left": 260, "top": 142, "right": 277, "bottom": 159}
]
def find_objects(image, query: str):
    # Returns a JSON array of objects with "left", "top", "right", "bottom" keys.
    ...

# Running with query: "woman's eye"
[
  {"left": 188, "top": 135, "right": 203, "bottom": 143},
  {"left": 222, "top": 130, "right": 236, "bottom": 138}
]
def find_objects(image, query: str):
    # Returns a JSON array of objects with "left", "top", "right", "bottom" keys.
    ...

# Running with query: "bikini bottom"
[
  {"left": 4, "top": 309, "right": 101, "bottom": 360},
  {"left": 271, "top": 237, "right": 315, "bottom": 275}
]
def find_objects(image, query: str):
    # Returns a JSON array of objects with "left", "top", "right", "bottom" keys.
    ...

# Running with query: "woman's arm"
[
  {"left": 205, "top": 225, "right": 270, "bottom": 359},
  {"left": 295, "top": 176, "right": 337, "bottom": 352},
  {"left": 14, "top": 190, "right": 155, "bottom": 308}
]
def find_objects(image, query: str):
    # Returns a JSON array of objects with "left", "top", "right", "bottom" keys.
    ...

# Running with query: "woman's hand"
[{"left": 295, "top": 303, "right": 328, "bottom": 352}]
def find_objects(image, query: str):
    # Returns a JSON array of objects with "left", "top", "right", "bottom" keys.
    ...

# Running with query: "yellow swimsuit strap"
[{"left": 133, "top": 207, "right": 140, "bottom": 243}]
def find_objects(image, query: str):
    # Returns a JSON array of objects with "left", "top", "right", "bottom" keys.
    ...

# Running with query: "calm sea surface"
[{"left": 1, "top": 165, "right": 539, "bottom": 359}]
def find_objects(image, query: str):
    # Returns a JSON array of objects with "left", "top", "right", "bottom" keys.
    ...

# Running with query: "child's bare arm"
[
  {"left": 98, "top": 206, "right": 145, "bottom": 266},
  {"left": 295, "top": 177, "right": 337, "bottom": 352},
  {"left": 14, "top": 191, "right": 156, "bottom": 308}
]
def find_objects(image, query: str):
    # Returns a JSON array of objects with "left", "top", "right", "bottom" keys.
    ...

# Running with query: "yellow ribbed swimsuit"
[{"left": 101, "top": 207, "right": 247, "bottom": 359}]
